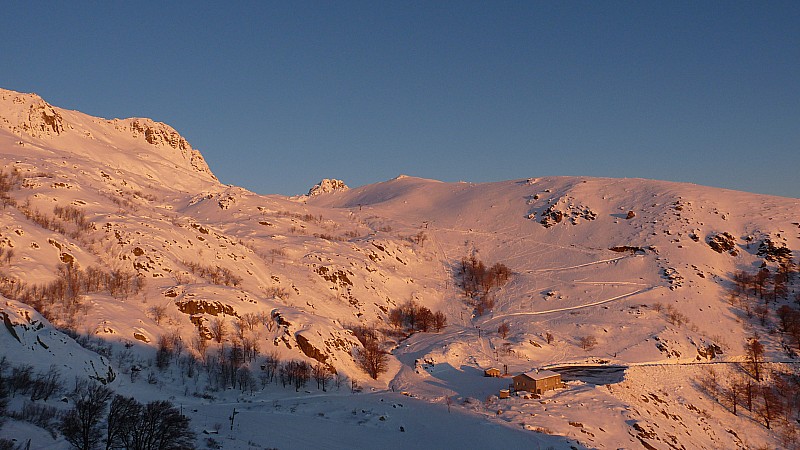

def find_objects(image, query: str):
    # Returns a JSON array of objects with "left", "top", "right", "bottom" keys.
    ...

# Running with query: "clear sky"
[{"left": 1, "top": 1, "right": 798, "bottom": 197}]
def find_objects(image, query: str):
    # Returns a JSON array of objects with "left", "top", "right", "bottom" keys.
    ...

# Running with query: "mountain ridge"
[{"left": 0, "top": 88, "right": 798, "bottom": 449}]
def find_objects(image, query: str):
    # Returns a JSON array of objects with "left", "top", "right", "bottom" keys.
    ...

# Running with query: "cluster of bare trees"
[
  {"left": 0, "top": 359, "right": 63, "bottom": 404},
  {"left": 729, "top": 257, "right": 798, "bottom": 326},
  {"left": 0, "top": 263, "right": 143, "bottom": 329},
  {"left": 182, "top": 261, "right": 242, "bottom": 287},
  {"left": 0, "top": 168, "right": 22, "bottom": 209},
  {"left": 202, "top": 346, "right": 259, "bottom": 393},
  {"left": 0, "top": 247, "right": 14, "bottom": 266},
  {"left": 16, "top": 202, "right": 95, "bottom": 242},
  {"left": 53, "top": 205, "right": 93, "bottom": 232},
  {"left": 701, "top": 360, "right": 799, "bottom": 444},
  {"left": 778, "top": 305, "right": 800, "bottom": 352},
  {"left": 457, "top": 256, "right": 511, "bottom": 315},
  {"left": 410, "top": 231, "right": 427, "bottom": 247},
  {"left": 59, "top": 381, "right": 194, "bottom": 450},
  {"left": 577, "top": 335, "right": 597, "bottom": 351},
  {"left": 652, "top": 302, "right": 691, "bottom": 327},
  {"left": 388, "top": 300, "right": 446, "bottom": 334},
  {"left": 349, "top": 326, "right": 389, "bottom": 379}
]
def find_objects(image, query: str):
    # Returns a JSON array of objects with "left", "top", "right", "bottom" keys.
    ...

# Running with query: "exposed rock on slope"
[
  {"left": 0, "top": 298, "right": 115, "bottom": 384},
  {"left": 307, "top": 178, "right": 349, "bottom": 196},
  {"left": 0, "top": 88, "right": 217, "bottom": 186}
]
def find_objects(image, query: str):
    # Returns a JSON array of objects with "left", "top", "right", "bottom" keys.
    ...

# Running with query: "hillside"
[{"left": 0, "top": 88, "right": 798, "bottom": 449}]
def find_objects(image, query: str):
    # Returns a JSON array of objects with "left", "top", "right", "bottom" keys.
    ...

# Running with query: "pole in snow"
[{"left": 230, "top": 408, "right": 239, "bottom": 431}]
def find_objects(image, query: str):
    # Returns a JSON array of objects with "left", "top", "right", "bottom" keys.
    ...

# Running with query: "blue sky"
[{"left": 2, "top": 2, "right": 798, "bottom": 197}]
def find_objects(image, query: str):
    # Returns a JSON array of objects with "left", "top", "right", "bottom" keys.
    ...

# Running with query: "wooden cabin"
[{"left": 512, "top": 370, "right": 562, "bottom": 394}]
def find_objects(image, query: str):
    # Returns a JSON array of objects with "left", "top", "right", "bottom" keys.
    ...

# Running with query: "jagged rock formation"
[{"left": 307, "top": 178, "right": 349, "bottom": 196}]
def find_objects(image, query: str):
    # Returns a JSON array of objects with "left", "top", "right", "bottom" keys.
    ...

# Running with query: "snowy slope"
[{"left": 0, "top": 88, "right": 798, "bottom": 449}]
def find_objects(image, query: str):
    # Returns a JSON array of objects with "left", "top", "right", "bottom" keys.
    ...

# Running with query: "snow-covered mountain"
[{"left": 0, "top": 88, "right": 798, "bottom": 449}]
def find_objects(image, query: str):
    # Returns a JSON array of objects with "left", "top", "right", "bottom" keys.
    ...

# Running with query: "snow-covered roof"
[{"left": 517, "top": 370, "right": 560, "bottom": 381}]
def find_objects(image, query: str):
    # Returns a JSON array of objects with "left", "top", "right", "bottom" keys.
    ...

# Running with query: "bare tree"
[
  {"left": 209, "top": 317, "right": 227, "bottom": 344},
  {"left": 498, "top": 322, "right": 510, "bottom": 339},
  {"left": 148, "top": 305, "right": 167, "bottom": 325},
  {"left": 388, "top": 308, "right": 404, "bottom": 331},
  {"left": 29, "top": 365, "right": 61, "bottom": 402},
  {"left": 356, "top": 339, "right": 388, "bottom": 380},
  {"left": 577, "top": 335, "right": 597, "bottom": 351},
  {"left": 129, "top": 400, "right": 195, "bottom": 449},
  {"left": 433, "top": 311, "right": 447, "bottom": 332},
  {"left": 334, "top": 371, "right": 347, "bottom": 391},
  {"left": 757, "top": 385, "right": 783, "bottom": 430},
  {"left": 105, "top": 394, "right": 142, "bottom": 450},
  {"left": 722, "top": 375, "right": 743, "bottom": 415},
  {"left": 312, "top": 363, "right": 333, "bottom": 391},
  {"left": 59, "top": 383, "right": 113, "bottom": 450},
  {"left": 745, "top": 335, "right": 765, "bottom": 381}
]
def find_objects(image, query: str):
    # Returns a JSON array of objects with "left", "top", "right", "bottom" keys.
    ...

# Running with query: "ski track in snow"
[{"left": 484, "top": 286, "right": 660, "bottom": 323}]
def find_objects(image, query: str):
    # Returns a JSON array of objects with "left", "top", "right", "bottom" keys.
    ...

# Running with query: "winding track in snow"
[{"left": 482, "top": 286, "right": 661, "bottom": 324}]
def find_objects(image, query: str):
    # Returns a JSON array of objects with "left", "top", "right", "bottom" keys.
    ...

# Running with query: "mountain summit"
[{"left": 0, "top": 88, "right": 217, "bottom": 190}]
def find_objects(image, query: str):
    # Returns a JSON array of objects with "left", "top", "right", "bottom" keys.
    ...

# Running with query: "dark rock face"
[
  {"left": 609, "top": 246, "right": 649, "bottom": 255},
  {"left": 175, "top": 299, "right": 238, "bottom": 317},
  {"left": 295, "top": 333, "right": 328, "bottom": 365},
  {"left": 538, "top": 202, "right": 596, "bottom": 228},
  {"left": 757, "top": 239, "right": 793, "bottom": 262},
  {"left": 707, "top": 232, "right": 736, "bottom": 255}
]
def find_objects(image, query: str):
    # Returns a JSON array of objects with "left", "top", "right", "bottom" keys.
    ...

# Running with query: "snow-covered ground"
[{"left": 0, "top": 88, "right": 798, "bottom": 449}]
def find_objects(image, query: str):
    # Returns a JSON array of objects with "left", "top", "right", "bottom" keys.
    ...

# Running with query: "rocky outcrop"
[
  {"left": 535, "top": 200, "right": 597, "bottom": 228},
  {"left": 308, "top": 179, "right": 349, "bottom": 196},
  {"left": 175, "top": 299, "right": 238, "bottom": 317},
  {"left": 123, "top": 118, "right": 218, "bottom": 181},
  {"left": 707, "top": 232, "right": 736, "bottom": 255},
  {"left": 757, "top": 238, "right": 793, "bottom": 263},
  {"left": 295, "top": 333, "right": 329, "bottom": 365},
  {"left": 0, "top": 89, "right": 65, "bottom": 137},
  {"left": 0, "top": 299, "right": 116, "bottom": 384}
]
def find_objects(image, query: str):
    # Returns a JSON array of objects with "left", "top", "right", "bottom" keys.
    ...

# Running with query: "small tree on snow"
[
  {"left": 356, "top": 339, "right": 388, "bottom": 380},
  {"left": 498, "top": 322, "right": 510, "bottom": 339},
  {"left": 59, "top": 383, "right": 113, "bottom": 450},
  {"left": 577, "top": 335, "right": 597, "bottom": 351}
]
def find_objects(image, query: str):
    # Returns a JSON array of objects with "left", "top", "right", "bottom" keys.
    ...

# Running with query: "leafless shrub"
[
  {"left": 356, "top": 338, "right": 388, "bottom": 380},
  {"left": 457, "top": 255, "right": 510, "bottom": 316},
  {"left": 148, "top": 305, "right": 168, "bottom": 325},
  {"left": 29, "top": 365, "right": 62, "bottom": 401},
  {"left": 664, "top": 305, "right": 690, "bottom": 326},
  {"left": 388, "top": 300, "right": 446, "bottom": 333},
  {"left": 289, "top": 226, "right": 307, "bottom": 235},
  {"left": 314, "top": 233, "right": 345, "bottom": 241},
  {"left": 263, "top": 286, "right": 289, "bottom": 300},
  {"left": 577, "top": 335, "right": 597, "bottom": 351},
  {"left": 184, "top": 261, "right": 242, "bottom": 287},
  {"left": 209, "top": 317, "right": 228, "bottom": 343},
  {"left": 14, "top": 401, "right": 61, "bottom": 435}
]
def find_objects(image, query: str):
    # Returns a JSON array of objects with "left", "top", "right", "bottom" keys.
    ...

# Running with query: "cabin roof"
[{"left": 516, "top": 370, "right": 560, "bottom": 381}]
